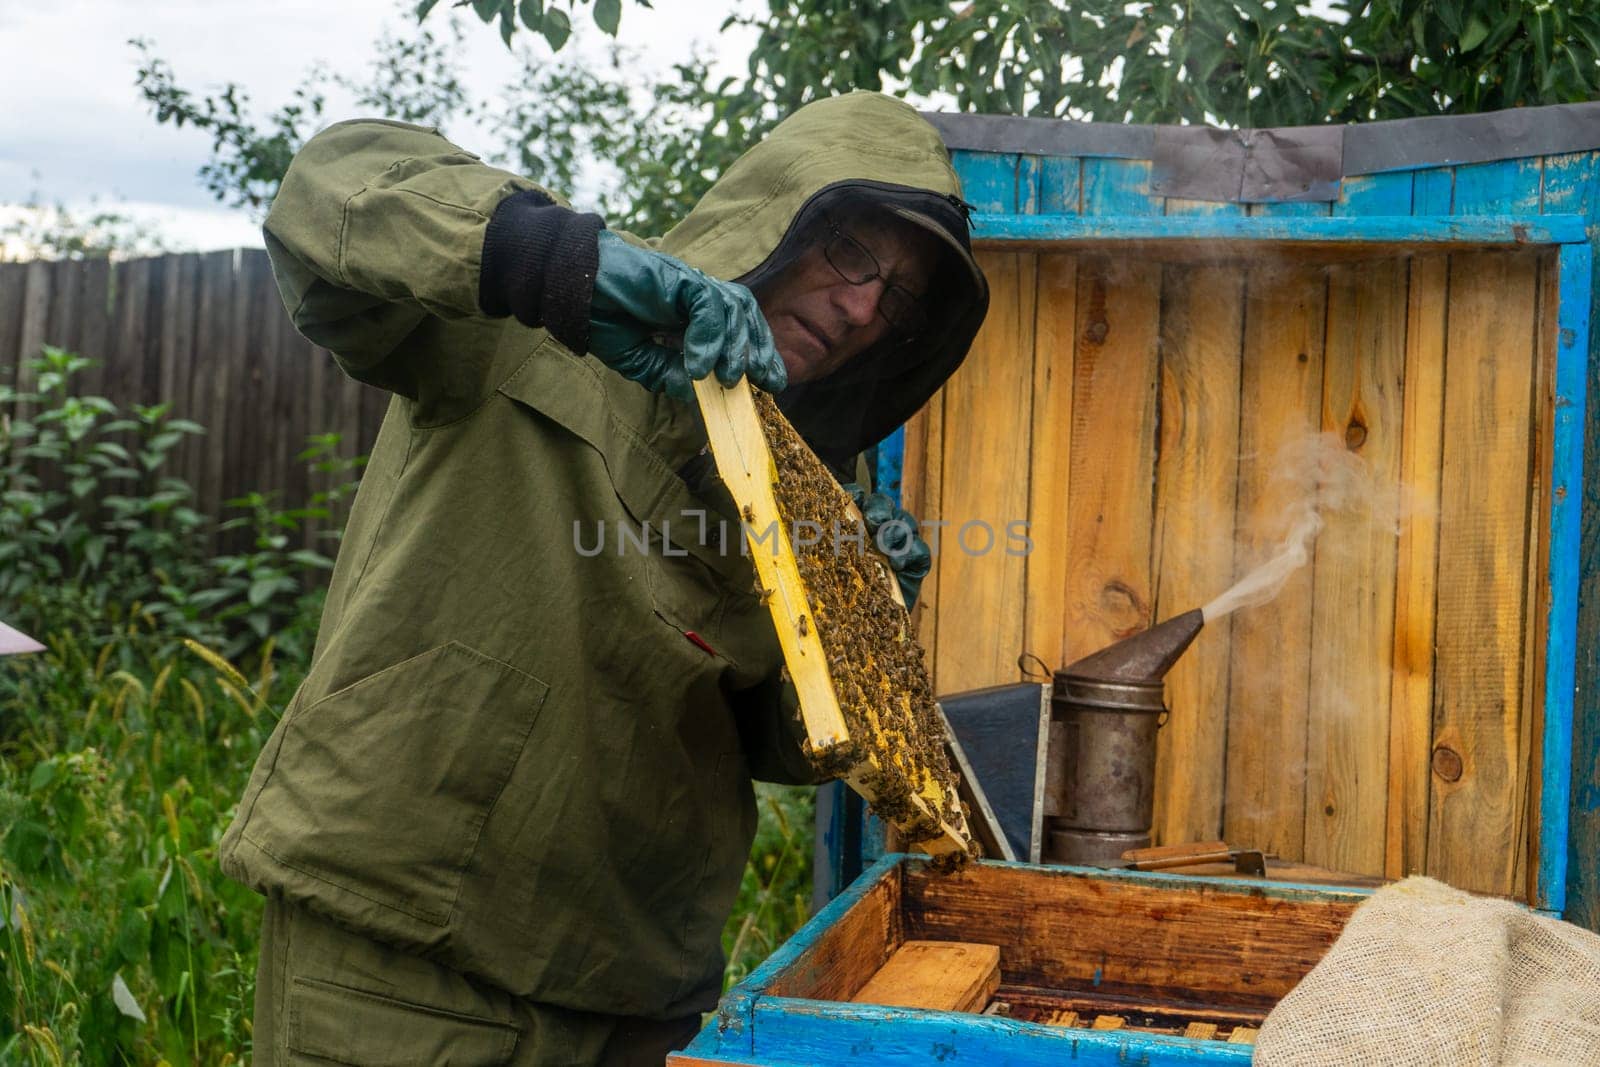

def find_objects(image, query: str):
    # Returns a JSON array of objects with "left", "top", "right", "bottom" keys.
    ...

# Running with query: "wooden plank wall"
[
  {"left": 0, "top": 250, "right": 385, "bottom": 548},
  {"left": 915, "top": 151, "right": 1566, "bottom": 896}
]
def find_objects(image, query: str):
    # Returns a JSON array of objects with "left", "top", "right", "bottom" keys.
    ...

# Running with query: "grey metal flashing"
[
  {"left": 925, "top": 101, "right": 1600, "bottom": 203},
  {"left": 1342, "top": 100, "right": 1600, "bottom": 173},
  {"left": 922, "top": 112, "right": 1153, "bottom": 160},
  {"left": 1151, "top": 124, "right": 1343, "bottom": 202}
]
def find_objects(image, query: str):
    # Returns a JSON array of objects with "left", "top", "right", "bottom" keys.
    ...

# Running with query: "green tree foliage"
[
  {"left": 883, "top": 0, "right": 1600, "bottom": 126},
  {"left": 415, "top": 0, "right": 653, "bottom": 50},
  {"left": 143, "top": 1, "right": 1600, "bottom": 241},
  {"left": 133, "top": 13, "right": 716, "bottom": 234},
  {"left": 0, "top": 196, "right": 171, "bottom": 262},
  {"left": 448, "top": 0, "right": 1600, "bottom": 126}
]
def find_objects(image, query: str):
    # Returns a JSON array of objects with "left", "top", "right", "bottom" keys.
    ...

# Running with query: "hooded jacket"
[{"left": 219, "top": 91, "right": 987, "bottom": 1018}]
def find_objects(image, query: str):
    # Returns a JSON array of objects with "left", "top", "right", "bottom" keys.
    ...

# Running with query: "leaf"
[
  {"left": 247, "top": 575, "right": 288, "bottom": 607},
  {"left": 414, "top": 0, "right": 444, "bottom": 19},
  {"left": 471, "top": 0, "right": 501, "bottom": 23},
  {"left": 518, "top": 0, "right": 543, "bottom": 30},
  {"left": 1531, "top": 8, "right": 1553, "bottom": 79},
  {"left": 112, "top": 973, "right": 148, "bottom": 1024},
  {"left": 29, "top": 759, "right": 56, "bottom": 792},
  {"left": 1459, "top": 13, "right": 1489, "bottom": 53},
  {"left": 542, "top": 7, "right": 572, "bottom": 50},
  {"left": 595, "top": 0, "right": 621, "bottom": 35},
  {"left": 1434, "top": 0, "right": 1462, "bottom": 38}
]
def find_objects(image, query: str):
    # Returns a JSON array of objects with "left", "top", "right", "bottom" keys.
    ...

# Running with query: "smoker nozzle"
[{"left": 1060, "top": 609, "right": 1205, "bottom": 685}]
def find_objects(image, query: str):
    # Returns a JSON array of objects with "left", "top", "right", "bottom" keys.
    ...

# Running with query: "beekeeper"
[{"left": 220, "top": 90, "right": 988, "bottom": 1065}]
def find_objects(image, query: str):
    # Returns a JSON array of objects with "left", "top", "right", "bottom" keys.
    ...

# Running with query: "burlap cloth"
[{"left": 1255, "top": 877, "right": 1600, "bottom": 1065}]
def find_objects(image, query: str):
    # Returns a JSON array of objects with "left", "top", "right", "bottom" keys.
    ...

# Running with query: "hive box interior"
[
  {"left": 674, "top": 855, "right": 1368, "bottom": 1065},
  {"left": 904, "top": 242, "right": 1560, "bottom": 902}
]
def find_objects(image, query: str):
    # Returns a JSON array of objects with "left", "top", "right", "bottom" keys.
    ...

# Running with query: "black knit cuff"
[{"left": 478, "top": 190, "right": 604, "bottom": 354}]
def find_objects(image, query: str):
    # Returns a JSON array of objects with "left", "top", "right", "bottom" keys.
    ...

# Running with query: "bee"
[
  {"left": 742, "top": 504, "right": 756, "bottom": 523},
  {"left": 798, "top": 614, "right": 810, "bottom": 637}
]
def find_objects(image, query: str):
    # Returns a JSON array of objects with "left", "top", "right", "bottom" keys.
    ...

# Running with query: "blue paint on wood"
[
  {"left": 1538, "top": 153, "right": 1600, "bottom": 220},
  {"left": 875, "top": 424, "right": 905, "bottom": 502},
  {"left": 1542, "top": 242, "right": 1593, "bottom": 913},
  {"left": 970, "top": 212, "right": 1588, "bottom": 246},
  {"left": 1037, "top": 156, "right": 1082, "bottom": 214},
  {"left": 704, "top": 855, "right": 1385, "bottom": 1062},
  {"left": 1081, "top": 158, "right": 1160, "bottom": 216},
  {"left": 1335, "top": 172, "right": 1414, "bottom": 216},
  {"left": 812, "top": 781, "right": 858, "bottom": 911},
  {"left": 1247, "top": 200, "right": 1332, "bottom": 218},
  {"left": 749, "top": 999, "right": 1253, "bottom": 1065},
  {"left": 860, "top": 809, "right": 890, "bottom": 865},
  {"left": 953, "top": 151, "right": 1020, "bottom": 213},
  {"left": 1016, "top": 154, "right": 1042, "bottom": 214},
  {"left": 1413, "top": 167, "right": 1455, "bottom": 215},
  {"left": 1165, "top": 196, "right": 1247, "bottom": 217},
  {"left": 1540, "top": 151, "right": 1600, "bottom": 931},
  {"left": 1451, "top": 157, "right": 1544, "bottom": 215},
  {"left": 735, "top": 853, "right": 906, "bottom": 1003}
]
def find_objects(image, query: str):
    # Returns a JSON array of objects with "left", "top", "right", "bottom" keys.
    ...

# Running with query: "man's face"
[{"left": 755, "top": 213, "right": 939, "bottom": 385}]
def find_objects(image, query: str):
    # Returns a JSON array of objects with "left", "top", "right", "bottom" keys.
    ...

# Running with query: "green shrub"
[
  {"left": 0, "top": 349, "right": 353, "bottom": 1063},
  {"left": 1, "top": 630, "right": 291, "bottom": 1065}
]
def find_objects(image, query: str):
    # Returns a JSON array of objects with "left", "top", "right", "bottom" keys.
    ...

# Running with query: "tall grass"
[{"left": 0, "top": 349, "right": 813, "bottom": 1062}]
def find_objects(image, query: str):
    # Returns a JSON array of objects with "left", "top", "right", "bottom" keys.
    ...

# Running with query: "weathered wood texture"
[
  {"left": 1428, "top": 252, "right": 1542, "bottom": 895},
  {"left": 934, "top": 251, "right": 1035, "bottom": 694},
  {"left": 1151, "top": 263, "right": 1243, "bottom": 845},
  {"left": 765, "top": 865, "right": 902, "bottom": 1002},
  {"left": 911, "top": 247, "right": 1552, "bottom": 896},
  {"left": 850, "top": 940, "right": 1000, "bottom": 1013},
  {"left": 0, "top": 250, "right": 381, "bottom": 548},
  {"left": 1540, "top": 151, "right": 1600, "bottom": 933},
  {"left": 900, "top": 862, "right": 1361, "bottom": 1009}
]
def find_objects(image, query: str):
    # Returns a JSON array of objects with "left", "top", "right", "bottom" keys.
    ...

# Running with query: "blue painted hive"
[
  {"left": 823, "top": 100, "right": 1600, "bottom": 927},
  {"left": 707, "top": 102, "right": 1600, "bottom": 1064},
  {"left": 674, "top": 854, "right": 1367, "bottom": 1065}
]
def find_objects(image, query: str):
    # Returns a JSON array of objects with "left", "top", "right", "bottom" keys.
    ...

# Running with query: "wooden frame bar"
[
  {"left": 1538, "top": 241, "right": 1592, "bottom": 912},
  {"left": 969, "top": 213, "right": 1589, "bottom": 246}
]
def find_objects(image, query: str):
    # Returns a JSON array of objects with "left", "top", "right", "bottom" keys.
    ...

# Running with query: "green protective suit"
[{"left": 219, "top": 90, "right": 987, "bottom": 1060}]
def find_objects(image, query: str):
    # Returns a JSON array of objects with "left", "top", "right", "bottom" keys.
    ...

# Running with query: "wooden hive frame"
[{"left": 694, "top": 376, "right": 973, "bottom": 857}]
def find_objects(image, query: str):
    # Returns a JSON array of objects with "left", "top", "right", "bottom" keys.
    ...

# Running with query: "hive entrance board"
[{"left": 692, "top": 377, "right": 973, "bottom": 858}]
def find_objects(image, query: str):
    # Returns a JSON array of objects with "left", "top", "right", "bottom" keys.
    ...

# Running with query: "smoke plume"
[{"left": 1202, "top": 432, "right": 1413, "bottom": 623}]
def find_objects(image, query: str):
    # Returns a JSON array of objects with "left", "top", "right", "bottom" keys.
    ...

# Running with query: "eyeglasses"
[{"left": 821, "top": 217, "right": 930, "bottom": 336}]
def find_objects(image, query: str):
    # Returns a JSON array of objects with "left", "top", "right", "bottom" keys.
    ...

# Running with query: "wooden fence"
[{"left": 0, "top": 249, "right": 387, "bottom": 540}]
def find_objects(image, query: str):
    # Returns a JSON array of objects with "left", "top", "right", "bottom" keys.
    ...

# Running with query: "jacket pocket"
[
  {"left": 241, "top": 642, "right": 548, "bottom": 929},
  {"left": 287, "top": 976, "right": 519, "bottom": 1066}
]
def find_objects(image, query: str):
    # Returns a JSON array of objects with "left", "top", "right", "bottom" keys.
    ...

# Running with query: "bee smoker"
[{"left": 1043, "top": 609, "right": 1205, "bottom": 865}]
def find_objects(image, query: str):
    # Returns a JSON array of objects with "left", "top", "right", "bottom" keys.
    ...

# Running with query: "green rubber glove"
[
  {"left": 843, "top": 482, "right": 933, "bottom": 609},
  {"left": 589, "top": 231, "right": 787, "bottom": 399}
]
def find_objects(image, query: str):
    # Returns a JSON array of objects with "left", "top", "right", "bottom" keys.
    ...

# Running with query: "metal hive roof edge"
[{"left": 923, "top": 100, "right": 1600, "bottom": 203}]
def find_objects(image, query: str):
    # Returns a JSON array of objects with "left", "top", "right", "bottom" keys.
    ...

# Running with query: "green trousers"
[{"left": 252, "top": 895, "right": 703, "bottom": 1066}]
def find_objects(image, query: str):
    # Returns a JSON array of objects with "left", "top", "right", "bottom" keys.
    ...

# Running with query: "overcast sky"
[{"left": 2, "top": 0, "right": 753, "bottom": 251}]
